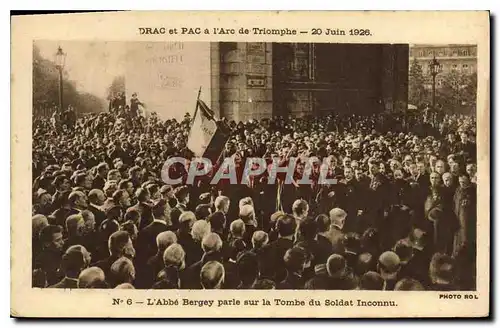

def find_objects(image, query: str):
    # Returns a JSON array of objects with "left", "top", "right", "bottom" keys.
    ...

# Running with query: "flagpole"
[
  {"left": 187, "top": 87, "right": 202, "bottom": 159},
  {"left": 190, "top": 86, "right": 202, "bottom": 128}
]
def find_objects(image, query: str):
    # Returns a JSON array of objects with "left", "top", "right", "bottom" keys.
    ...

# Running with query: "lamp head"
[{"left": 55, "top": 46, "right": 66, "bottom": 69}]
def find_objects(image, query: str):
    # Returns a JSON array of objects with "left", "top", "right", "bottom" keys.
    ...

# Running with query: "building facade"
[
  {"left": 122, "top": 42, "right": 409, "bottom": 122},
  {"left": 215, "top": 42, "right": 409, "bottom": 121},
  {"left": 409, "top": 44, "right": 477, "bottom": 89}
]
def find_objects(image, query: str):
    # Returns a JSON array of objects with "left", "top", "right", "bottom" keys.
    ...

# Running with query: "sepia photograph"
[
  {"left": 30, "top": 39, "right": 478, "bottom": 291},
  {"left": 11, "top": 11, "right": 490, "bottom": 318}
]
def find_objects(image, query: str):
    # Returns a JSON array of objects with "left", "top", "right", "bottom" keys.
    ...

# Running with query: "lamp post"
[
  {"left": 54, "top": 46, "right": 66, "bottom": 112},
  {"left": 429, "top": 55, "right": 441, "bottom": 111}
]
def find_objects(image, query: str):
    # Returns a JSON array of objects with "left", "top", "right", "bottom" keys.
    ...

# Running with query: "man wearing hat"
[
  {"left": 35, "top": 225, "right": 65, "bottom": 286},
  {"left": 277, "top": 246, "right": 308, "bottom": 289},
  {"left": 366, "top": 158, "right": 390, "bottom": 227},
  {"left": 160, "top": 184, "right": 177, "bottom": 208},
  {"left": 130, "top": 92, "right": 144, "bottom": 118},
  {"left": 49, "top": 245, "right": 91, "bottom": 288},
  {"left": 428, "top": 253, "right": 458, "bottom": 291},
  {"left": 453, "top": 174, "right": 477, "bottom": 260},
  {"left": 136, "top": 198, "right": 171, "bottom": 271},
  {"left": 456, "top": 130, "right": 476, "bottom": 163},
  {"left": 377, "top": 251, "right": 401, "bottom": 291}
]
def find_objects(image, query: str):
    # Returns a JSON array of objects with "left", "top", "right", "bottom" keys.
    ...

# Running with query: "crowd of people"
[{"left": 31, "top": 101, "right": 477, "bottom": 291}]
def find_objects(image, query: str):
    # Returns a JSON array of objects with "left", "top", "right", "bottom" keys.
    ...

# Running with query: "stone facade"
[
  {"left": 272, "top": 43, "right": 409, "bottom": 116},
  {"left": 217, "top": 42, "right": 273, "bottom": 122},
  {"left": 121, "top": 42, "right": 409, "bottom": 122},
  {"left": 212, "top": 42, "right": 409, "bottom": 121},
  {"left": 409, "top": 44, "right": 477, "bottom": 88},
  {"left": 125, "top": 42, "right": 212, "bottom": 122}
]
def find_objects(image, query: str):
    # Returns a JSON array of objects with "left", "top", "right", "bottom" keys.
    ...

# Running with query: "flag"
[
  {"left": 187, "top": 99, "right": 230, "bottom": 163},
  {"left": 197, "top": 98, "right": 215, "bottom": 120}
]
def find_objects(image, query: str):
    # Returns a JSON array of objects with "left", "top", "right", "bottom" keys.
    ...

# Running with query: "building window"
[
  {"left": 462, "top": 50, "right": 469, "bottom": 56},
  {"left": 438, "top": 51, "right": 444, "bottom": 56},
  {"left": 452, "top": 64, "right": 458, "bottom": 70},
  {"left": 437, "top": 79, "right": 443, "bottom": 86},
  {"left": 463, "top": 64, "right": 468, "bottom": 69},
  {"left": 418, "top": 51, "right": 424, "bottom": 57},
  {"left": 428, "top": 51, "right": 434, "bottom": 57},
  {"left": 453, "top": 51, "right": 458, "bottom": 56}
]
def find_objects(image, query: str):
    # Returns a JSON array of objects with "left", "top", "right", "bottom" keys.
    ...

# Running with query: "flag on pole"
[
  {"left": 187, "top": 95, "right": 230, "bottom": 163},
  {"left": 197, "top": 98, "right": 215, "bottom": 121}
]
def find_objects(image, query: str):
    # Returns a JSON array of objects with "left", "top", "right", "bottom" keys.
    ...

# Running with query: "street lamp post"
[
  {"left": 54, "top": 46, "right": 66, "bottom": 112},
  {"left": 429, "top": 55, "right": 441, "bottom": 111}
]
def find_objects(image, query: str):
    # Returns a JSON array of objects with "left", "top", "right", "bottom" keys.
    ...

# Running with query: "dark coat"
[
  {"left": 89, "top": 204, "right": 106, "bottom": 228},
  {"left": 306, "top": 274, "right": 358, "bottom": 290},
  {"left": 49, "top": 277, "right": 78, "bottom": 289},
  {"left": 177, "top": 231, "right": 202, "bottom": 267},
  {"left": 131, "top": 202, "right": 154, "bottom": 231},
  {"left": 184, "top": 251, "right": 224, "bottom": 289},
  {"left": 170, "top": 203, "right": 187, "bottom": 230},
  {"left": 325, "top": 227, "right": 345, "bottom": 256},
  {"left": 51, "top": 190, "right": 66, "bottom": 210},
  {"left": 453, "top": 185, "right": 477, "bottom": 258},
  {"left": 305, "top": 273, "right": 331, "bottom": 289},
  {"left": 93, "top": 255, "right": 120, "bottom": 280},
  {"left": 50, "top": 208, "right": 73, "bottom": 229},
  {"left": 398, "top": 247, "right": 433, "bottom": 288},
  {"left": 277, "top": 271, "right": 305, "bottom": 290},
  {"left": 136, "top": 221, "right": 169, "bottom": 266},
  {"left": 224, "top": 236, "right": 247, "bottom": 262},
  {"left": 260, "top": 237, "right": 294, "bottom": 283},
  {"left": 242, "top": 224, "right": 257, "bottom": 248},
  {"left": 340, "top": 179, "right": 365, "bottom": 232},
  {"left": 251, "top": 246, "right": 274, "bottom": 280},
  {"left": 152, "top": 266, "right": 184, "bottom": 289},
  {"left": 296, "top": 239, "right": 324, "bottom": 268},
  {"left": 367, "top": 173, "right": 391, "bottom": 221},
  {"left": 316, "top": 234, "right": 334, "bottom": 264},
  {"left": 428, "top": 282, "right": 460, "bottom": 291},
  {"left": 222, "top": 260, "right": 240, "bottom": 289},
  {"left": 424, "top": 186, "right": 445, "bottom": 219},
  {"left": 92, "top": 176, "right": 106, "bottom": 191},
  {"left": 456, "top": 141, "right": 476, "bottom": 162},
  {"left": 135, "top": 251, "right": 164, "bottom": 289},
  {"left": 344, "top": 251, "right": 359, "bottom": 272},
  {"left": 62, "top": 235, "right": 87, "bottom": 253},
  {"left": 392, "top": 178, "right": 412, "bottom": 206},
  {"left": 34, "top": 249, "right": 63, "bottom": 286},
  {"left": 417, "top": 173, "right": 430, "bottom": 193},
  {"left": 424, "top": 186, "right": 458, "bottom": 254}
]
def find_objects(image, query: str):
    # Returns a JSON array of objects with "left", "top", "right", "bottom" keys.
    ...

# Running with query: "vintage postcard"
[{"left": 11, "top": 11, "right": 490, "bottom": 318}]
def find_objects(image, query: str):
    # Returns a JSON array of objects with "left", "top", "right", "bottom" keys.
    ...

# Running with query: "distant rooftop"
[{"left": 409, "top": 44, "right": 477, "bottom": 48}]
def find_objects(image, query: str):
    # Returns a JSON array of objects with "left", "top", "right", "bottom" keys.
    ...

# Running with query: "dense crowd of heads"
[{"left": 32, "top": 105, "right": 477, "bottom": 290}]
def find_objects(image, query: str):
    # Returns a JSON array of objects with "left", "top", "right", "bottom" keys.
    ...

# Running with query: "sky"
[
  {"left": 35, "top": 40, "right": 127, "bottom": 100},
  {"left": 34, "top": 40, "right": 212, "bottom": 121}
]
